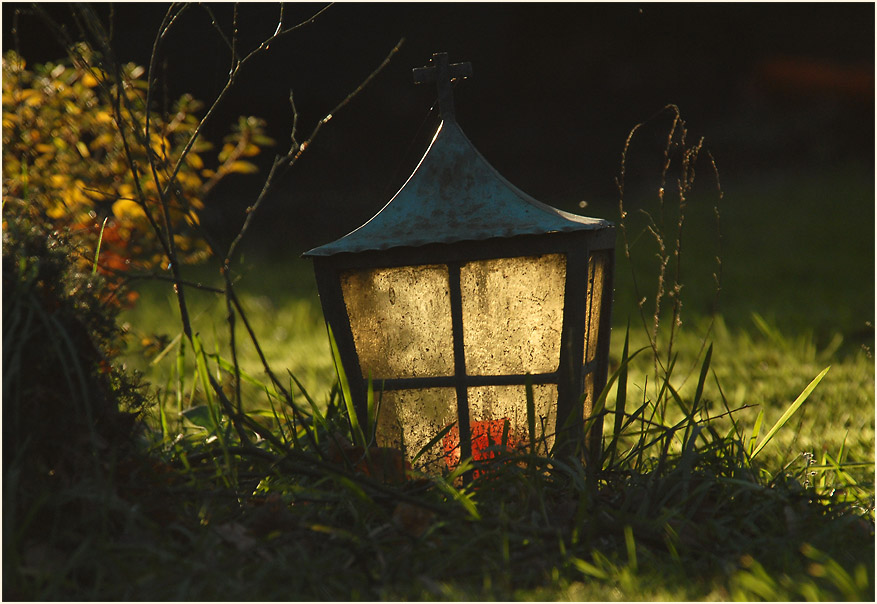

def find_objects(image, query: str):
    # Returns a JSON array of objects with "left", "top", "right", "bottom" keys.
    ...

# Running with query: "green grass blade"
[
  {"left": 150, "top": 331, "right": 183, "bottom": 367},
  {"left": 175, "top": 335, "right": 186, "bottom": 415},
  {"left": 208, "top": 351, "right": 277, "bottom": 394},
  {"left": 693, "top": 343, "right": 712, "bottom": 408},
  {"left": 91, "top": 216, "right": 108, "bottom": 276},
  {"left": 608, "top": 325, "right": 631, "bottom": 465},
  {"left": 751, "top": 366, "right": 830, "bottom": 459},
  {"left": 434, "top": 463, "right": 480, "bottom": 520},
  {"left": 748, "top": 408, "right": 764, "bottom": 458},
  {"left": 158, "top": 396, "right": 171, "bottom": 441},
  {"left": 525, "top": 377, "right": 536, "bottom": 458},
  {"left": 365, "top": 374, "right": 376, "bottom": 445},
  {"left": 570, "top": 557, "right": 609, "bottom": 581},
  {"left": 412, "top": 422, "right": 456, "bottom": 465},
  {"left": 624, "top": 525, "right": 638, "bottom": 572},
  {"left": 191, "top": 334, "right": 216, "bottom": 409},
  {"left": 327, "top": 324, "right": 366, "bottom": 449},
  {"left": 591, "top": 345, "right": 647, "bottom": 420}
]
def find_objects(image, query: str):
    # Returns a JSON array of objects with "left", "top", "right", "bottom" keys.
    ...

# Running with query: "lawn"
[
  {"left": 3, "top": 4, "right": 874, "bottom": 598},
  {"left": 121, "top": 160, "right": 875, "bottom": 474},
  {"left": 104, "top": 160, "right": 874, "bottom": 600}
]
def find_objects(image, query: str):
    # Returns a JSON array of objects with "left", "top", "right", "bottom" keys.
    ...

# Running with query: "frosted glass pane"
[
  {"left": 461, "top": 254, "right": 566, "bottom": 375},
  {"left": 582, "top": 371, "right": 595, "bottom": 423},
  {"left": 340, "top": 265, "right": 454, "bottom": 379},
  {"left": 374, "top": 387, "right": 457, "bottom": 472},
  {"left": 584, "top": 251, "right": 608, "bottom": 364},
  {"left": 467, "top": 384, "right": 558, "bottom": 457}
]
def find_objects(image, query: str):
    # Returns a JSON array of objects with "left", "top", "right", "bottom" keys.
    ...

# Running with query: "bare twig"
[
  {"left": 224, "top": 37, "right": 405, "bottom": 264},
  {"left": 159, "top": 3, "right": 334, "bottom": 206}
]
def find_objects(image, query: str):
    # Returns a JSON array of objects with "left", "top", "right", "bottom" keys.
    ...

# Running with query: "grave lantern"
[{"left": 304, "top": 53, "right": 615, "bottom": 473}]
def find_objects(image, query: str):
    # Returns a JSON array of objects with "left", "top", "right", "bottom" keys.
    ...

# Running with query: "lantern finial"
[{"left": 413, "top": 52, "right": 473, "bottom": 121}]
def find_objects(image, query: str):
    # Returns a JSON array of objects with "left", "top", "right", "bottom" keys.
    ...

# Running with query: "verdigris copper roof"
[{"left": 304, "top": 53, "right": 611, "bottom": 258}]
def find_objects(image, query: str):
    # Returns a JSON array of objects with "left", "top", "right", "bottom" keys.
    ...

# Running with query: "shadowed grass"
[{"left": 104, "top": 160, "right": 875, "bottom": 600}]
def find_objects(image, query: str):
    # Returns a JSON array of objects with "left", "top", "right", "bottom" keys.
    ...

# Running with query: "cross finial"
[{"left": 413, "top": 52, "right": 473, "bottom": 122}]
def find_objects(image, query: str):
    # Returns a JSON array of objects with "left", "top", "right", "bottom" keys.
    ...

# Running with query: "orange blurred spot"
[{"left": 442, "top": 419, "right": 518, "bottom": 477}]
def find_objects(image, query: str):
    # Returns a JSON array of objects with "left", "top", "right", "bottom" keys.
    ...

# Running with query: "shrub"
[
  {"left": 1, "top": 44, "right": 272, "bottom": 294},
  {"left": 1, "top": 205, "right": 158, "bottom": 598},
  {"left": 2, "top": 205, "right": 148, "bottom": 477}
]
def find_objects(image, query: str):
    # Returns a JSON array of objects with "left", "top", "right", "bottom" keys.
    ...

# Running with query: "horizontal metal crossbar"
[{"left": 369, "top": 371, "right": 559, "bottom": 391}]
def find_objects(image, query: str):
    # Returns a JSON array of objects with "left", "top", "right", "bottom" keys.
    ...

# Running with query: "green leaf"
[
  {"left": 751, "top": 366, "right": 830, "bottom": 459},
  {"left": 180, "top": 404, "right": 216, "bottom": 431}
]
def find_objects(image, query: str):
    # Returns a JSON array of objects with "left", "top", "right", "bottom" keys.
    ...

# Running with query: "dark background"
[{"left": 4, "top": 3, "right": 874, "bottom": 256}]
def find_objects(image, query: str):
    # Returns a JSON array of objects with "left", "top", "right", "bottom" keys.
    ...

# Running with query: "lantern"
[{"left": 304, "top": 53, "right": 615, "bottom": 474}]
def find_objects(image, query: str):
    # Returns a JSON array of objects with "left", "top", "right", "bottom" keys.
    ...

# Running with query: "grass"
[
  {"left": 4, "top": 88, "right": 872, "bottom": 599},
  {"left": 92, "top": 161, "right": 874, "bottom": 600},
  {"left": 3, "top": 5, "right": 872, "bottom": 599}
]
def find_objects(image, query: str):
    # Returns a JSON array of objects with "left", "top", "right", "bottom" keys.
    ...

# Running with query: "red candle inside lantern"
[{"left": 442, "top": 419, "right": 518, "bottom": 475}]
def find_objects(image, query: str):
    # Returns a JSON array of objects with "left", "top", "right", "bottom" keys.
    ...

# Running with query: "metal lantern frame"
[{"left": 305, "top": 53, "right": 615, "bottom": 467}]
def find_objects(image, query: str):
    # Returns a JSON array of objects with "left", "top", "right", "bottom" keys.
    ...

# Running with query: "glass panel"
[
  {"left": 464, "top": 384, "right": 558, "bottom": 459},
  {"left": 340, "top": 264, "right": 454, "bottom": 379},
  {"left": 584, "top": 251, "right": 609, "bottom": 365},
  {"left": 374, "top": 387, "right": 457, "bottom": 472},
  {"left": 461, "top": 254, "right": 566, "bottom": 375}
]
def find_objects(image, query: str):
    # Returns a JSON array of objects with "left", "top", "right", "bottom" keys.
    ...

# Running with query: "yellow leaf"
[
  {"left": 64, "top": 101, "right": 82, "bottom": 116},
  {"left": 227, "top": 161, "right": 258, "bottom": 175},
  {"left": 112, "top": 198, "right": 146, "bottom": 220},
  {"left": 93, "top": 132, "right": 115, "bottom": 148},
  {"left": 95, "top": 111, "right": 115, "bottom": 125},
  {"left": 218, "top": 143, "right": 236, "bottom": 163},
  {"left": 47, "top": 202, "right": 69, "bottom": 219},
  {"left": 23, "top": 91, "right": 43, "bottom": 106},
  {"left": 81, "top": 72, "right": 99, "bottom": 88},
  {"left": 49, "top": 174, "right": 68, "bottom": 188},
  {"left": 241, "top": 143, "right": 261, "bottom": 157},
  {"left": 177, "top": 171, "right": 202, "bottom": 190},
  {"left": 186, "top": 153, "right": 204, "bottom": 170}
]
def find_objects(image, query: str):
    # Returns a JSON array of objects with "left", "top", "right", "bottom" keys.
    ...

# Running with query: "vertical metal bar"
[
  {"left": 447, "top": 260, "right": 472, "bottom": 465},
  {"left": 556, "top": 245, "right": 589, "bottom": 456},
  {"left": 588, "top": 248, "right": 615, "bottom": 463},
  {"left": 312, "top": 258, "right": 368, "bottom": 423}
]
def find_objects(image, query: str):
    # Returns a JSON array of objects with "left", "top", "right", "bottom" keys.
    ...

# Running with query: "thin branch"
[
  {"left": 159, "top": 3, "right": 334, "bottom": 205},
  {"left": 199, "top": 4, "right": 236, "bottom": 57},
  {"left": 225, "top": 37, "right": 405, "bottom": 264}
]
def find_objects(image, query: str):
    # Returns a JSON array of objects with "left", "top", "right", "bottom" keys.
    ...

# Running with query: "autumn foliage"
[{"left": 1, "top": 44, "right": 272, "bottom": 297}]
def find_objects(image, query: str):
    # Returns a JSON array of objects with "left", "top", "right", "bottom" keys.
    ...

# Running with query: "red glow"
[{"left": 442, "top": 419, "right": 518, "bottom": 475}]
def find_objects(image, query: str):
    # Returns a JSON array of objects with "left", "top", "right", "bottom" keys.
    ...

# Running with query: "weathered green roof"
[{"left": 304, "top": 119, "right": 611, "bottom": 257}]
